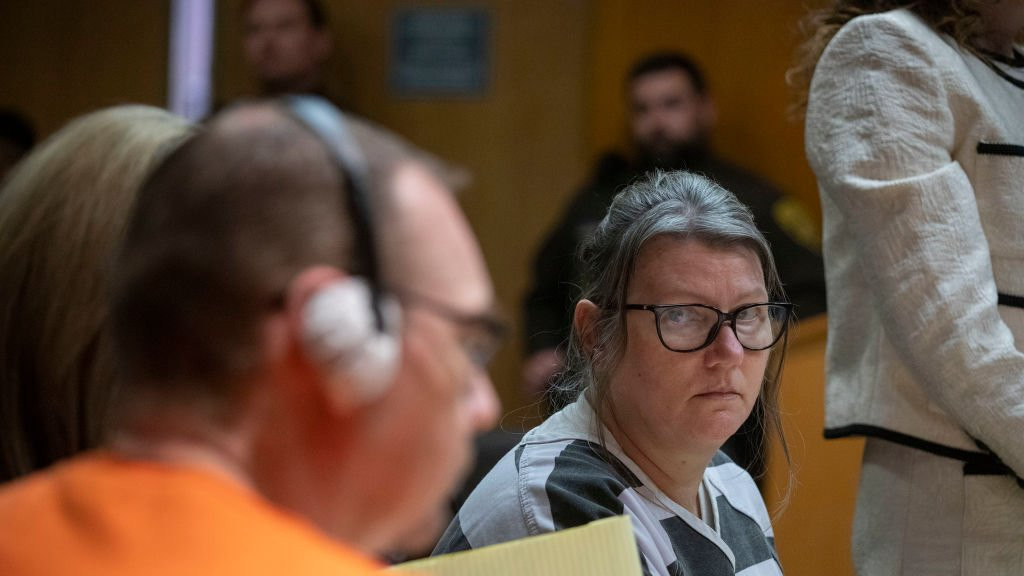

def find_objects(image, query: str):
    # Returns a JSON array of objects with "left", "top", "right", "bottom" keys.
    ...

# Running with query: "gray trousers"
[{"left": 853, "top": 438, "right": 1024, "bottom": 575}]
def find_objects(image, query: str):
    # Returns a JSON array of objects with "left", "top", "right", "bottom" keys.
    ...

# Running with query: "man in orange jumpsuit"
[{"left": 0, "top": 98, "right": 503, "bottom": 574}]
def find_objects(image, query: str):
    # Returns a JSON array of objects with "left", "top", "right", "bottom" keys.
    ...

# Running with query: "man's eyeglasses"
[
  {"left": 624, "top": 302, "right": 793, "bottom": 353},
  {"left": 402, "top": 292, "right": 509, "bottom": 370}
]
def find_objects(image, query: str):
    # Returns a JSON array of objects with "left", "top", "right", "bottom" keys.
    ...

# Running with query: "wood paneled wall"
[
  {"left": 2, "top": 0, "right": 823, "bottom": 413},
  {"left": 2, "top": 4, "right": 860, "bottom": 574},
  {"left": 218, "top": 0, "right": 593, "bottom": 420},
  {"left": 0, "top": 1, "right": 169, "bottom": 137},
  {"left": 765, "top": 316, "right": 861, "bottom": 576},
  {"left": 588, "top": 0, "right": 820, "bottom": 220}
]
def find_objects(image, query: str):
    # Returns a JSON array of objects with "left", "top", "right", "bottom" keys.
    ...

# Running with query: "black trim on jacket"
[
  {"left": 825, "top": 424, "right": 1023, "bottom": 488},
  {"left": 997, "top": 292, "right": 1024, "bottom": 308},
  {"left": 977, "top": 142, "right": 1024, "bottom": 156}
]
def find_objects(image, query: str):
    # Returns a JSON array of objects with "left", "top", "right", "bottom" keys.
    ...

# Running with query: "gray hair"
[{"left": 552, "top": 170, "right": 791, "bottom": 479}]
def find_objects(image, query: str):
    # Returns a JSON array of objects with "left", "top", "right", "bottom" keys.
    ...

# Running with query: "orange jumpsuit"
[{"left": 0, "top": 452, "right": 383, "bottom": 575}]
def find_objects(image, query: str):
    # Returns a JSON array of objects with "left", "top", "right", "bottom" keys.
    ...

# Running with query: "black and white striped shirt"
[{"left": 434, "top": 396, "right": 782, "bottom": 576}]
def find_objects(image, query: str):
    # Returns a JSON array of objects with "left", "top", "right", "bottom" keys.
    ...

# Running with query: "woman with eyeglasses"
[{"left": 433, "top": 170, "right": 791, "bottom": 576}]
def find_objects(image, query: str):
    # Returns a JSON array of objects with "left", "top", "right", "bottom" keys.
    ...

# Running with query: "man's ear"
[
  {"left": 573, "top": 299, "right": 602, "bottom": 355},
  {"left": 283, "top": 266, "right": 403, "bottom": 413},
  {"left": 284, "top": 266, "right": 347, "bottom": 336},
  {"left": 277, "top": 266, "right": 354, "bottom": 407},
  {"left": 259, "top": 267, "right": 351, "bottom": 414}
]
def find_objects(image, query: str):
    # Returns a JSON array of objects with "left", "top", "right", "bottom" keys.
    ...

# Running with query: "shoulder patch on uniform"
[{"left": 772, "top": 197, "right": 821, "bottom": 252}]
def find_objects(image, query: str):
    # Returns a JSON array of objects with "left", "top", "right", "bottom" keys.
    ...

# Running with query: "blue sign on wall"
[{"left": 391, "top": 7, "right": 490, "bottom": 97}]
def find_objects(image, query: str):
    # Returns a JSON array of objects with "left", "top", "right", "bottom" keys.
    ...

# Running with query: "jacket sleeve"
[{"left": 806, "top": 14, "right": 1024, "bottom": 476}]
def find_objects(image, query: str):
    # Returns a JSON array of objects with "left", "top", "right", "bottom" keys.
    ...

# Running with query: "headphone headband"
[{"left": 282, "top": 96, "right": 385, "bottom": 331}]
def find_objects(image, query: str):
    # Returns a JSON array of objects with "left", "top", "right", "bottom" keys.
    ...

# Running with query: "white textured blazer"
[{"left": 806, "top": 9, "right": 1024, "bottom": 478}]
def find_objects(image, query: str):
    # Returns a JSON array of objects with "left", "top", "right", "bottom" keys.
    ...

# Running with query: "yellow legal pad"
[{"left": 390, "top": 515, "right": 643, "bottom": 576}]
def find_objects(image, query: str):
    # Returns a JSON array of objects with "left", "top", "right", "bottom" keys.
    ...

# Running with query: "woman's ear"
[{"left": 573, "top": 299, "right": 602, "bottom": 354}]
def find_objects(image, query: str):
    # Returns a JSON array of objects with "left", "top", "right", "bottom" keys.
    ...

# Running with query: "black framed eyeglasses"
[
  {"left": 268, "top": 286, "right": 509, "bottom": 370},
  {"left": 402, "top": 291, "right": 510, "bottom": 370},
  {"left": 624, "top": 302, "right": 793, "bottom": 353}
]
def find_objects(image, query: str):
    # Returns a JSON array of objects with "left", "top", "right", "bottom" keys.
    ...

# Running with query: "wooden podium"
[{"left": 764, "top": 314, "right": 864, "bottom": 576}]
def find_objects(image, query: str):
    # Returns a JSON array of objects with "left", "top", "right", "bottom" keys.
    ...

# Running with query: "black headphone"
[{"left": 282, "top": 95, "right": 402, "bottom": 407}]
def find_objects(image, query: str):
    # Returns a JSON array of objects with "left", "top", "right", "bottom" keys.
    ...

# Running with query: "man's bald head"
[
  {"left": 111, "top": 103, "right": 354, "bottom": 405},
  {"left": 108, "top": 100, "right": 499, "bottom": 553}
]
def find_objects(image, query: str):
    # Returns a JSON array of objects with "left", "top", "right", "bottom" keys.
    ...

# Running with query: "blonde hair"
[
  {"left": 788, "top": 0, "right": 989, "bottom": 114},
  {"left": 0, "top": 105, "right": 192, "bottom": 481}
]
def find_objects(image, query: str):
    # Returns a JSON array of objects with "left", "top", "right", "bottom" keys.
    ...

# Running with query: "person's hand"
[{"left": 521, "top": 348, "right": 564, "bottom": 401}]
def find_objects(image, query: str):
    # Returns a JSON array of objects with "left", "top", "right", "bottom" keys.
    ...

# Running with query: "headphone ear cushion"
[{"left": 302, "top": 278, "right": 402, "bottom": 408}]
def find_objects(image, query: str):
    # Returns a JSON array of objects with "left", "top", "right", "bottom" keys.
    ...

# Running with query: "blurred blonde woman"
[
  {"left": 0, "top": 106, "right": 192, "bottom": 482},
  {"left": 793, "top": 1, "right": 1024, "bottom": 573}
]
